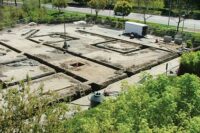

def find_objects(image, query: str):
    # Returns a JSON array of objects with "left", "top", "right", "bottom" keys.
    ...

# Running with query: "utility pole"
[{"left": 168, "top": 0, "right": 172, "bottom": 26}]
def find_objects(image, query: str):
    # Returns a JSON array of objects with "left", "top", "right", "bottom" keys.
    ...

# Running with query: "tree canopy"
[
  {"left": 0, "top": 82, "right": 69, "bottom": 132},
  {"left": 52, "top": 0, "right": 68, "bottom": 12},
  {"left": 64, "top": 74, "right": 200, "bottom": 132},
  {"left": 114, "top": 0, "right": 132, "bottom": 18},
  {"left": 132, "top": 0, "right": 164, "bottom": 23},
  {"left": 88, "top": 0, "right": 107, "bottom": 17},
  {"left": 179, "top": 51, "right": 200, "bottom": 76},
  {"left": 74, "top": 0, "right": 90, "bottom": 5}
]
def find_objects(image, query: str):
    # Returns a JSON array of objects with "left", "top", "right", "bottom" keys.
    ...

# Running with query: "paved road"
[
  {"left": 4, "top": 2, "right": 200, "bottom": 31},
  {"left": 43, "top": 5, "right": 200, "bottom": 32}
]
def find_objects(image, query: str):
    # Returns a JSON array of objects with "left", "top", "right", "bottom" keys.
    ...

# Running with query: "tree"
[
  {"left": 107, "top": 0, "right": 116, "bottom": 8},
  {"left": 107, "top": 0, "right": 116, "bottom": 16},
  {"left": 179, "top": 51, "right": 200, "bottom": 76},
  {"left": 171, "top": 0, "right": 196, "bottom": 32},
  {"left": 38, "top": 0, "right": 41, "bottom": 8},
  {"left": 172, "top": 0, "right": 186, "bottom": 32},
  {"left": 14, "top": 0, "right": 17, "bottom": 6},
  {"left": 64, "top": 74, "right": 200, "bottom": 132},
  {"left": 73, "top": 0, "right": 89, "bottom": 5},
  {"left": 132, "top": 0, "right": 164, "bottom": 24},
  {"left": 114, "top": 0, "right": 132, "bottom": 19},
  {"left": 52, "top": 0, "right": 68, "bottom": 13},
  {"left": 0, "top": 0, "right": 3, "bottom": 6},
  {"left": 88, "top": 0, "right": 107, "bottom": 18},
  {"left": 0, "top": 82, "right": 69, "bottom": 132}
]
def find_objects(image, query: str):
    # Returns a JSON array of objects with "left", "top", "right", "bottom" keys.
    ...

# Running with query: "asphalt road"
[
  {"left": 4, "top": 2, "right": 200, "bottom": 31},
  {"left": 43, "top": 5, "right": 200, "bottom": 32}
]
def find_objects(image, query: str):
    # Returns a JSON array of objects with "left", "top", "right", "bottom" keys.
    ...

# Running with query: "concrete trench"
[
  {"left": 0, "top": 57, "right": 27, "bottom": 65},
  {"left": 78, "top": 30, "right": 175, "bottom": 53},
  {"left": 0, "top": 25, "right": 183, "bottom": 105},
  {"left": 24, "top": 53, "right": 88, "bottom": 83},
  {"left": 3, "top": 71, "right": 55, "bottom": 88},
  {"left": 26, "top": 30, "right": 179, "bottom": 88},
  {"left": 91, "top": 40, "right": 149, "bottom": 55},
  {"left": 0, "top": 41, "right": 22, "bottom": 53}
]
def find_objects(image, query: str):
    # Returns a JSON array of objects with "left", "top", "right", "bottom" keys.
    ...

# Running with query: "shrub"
[
  {"left": 0, "top": 81, "right": 69, "bottom": 132},
  {"left": 64, "top": 74, "right": 200, "bottom": 132},
  {"left": 179, "top": 51, "right": 200, "bottom": 76},
  {"left": 186, "top": 40, "right": 193, "bottom": 48}
]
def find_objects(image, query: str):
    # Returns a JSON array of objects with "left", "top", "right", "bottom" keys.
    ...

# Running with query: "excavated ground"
[{"left": 0, "top": 23, "right": 179, "bottom": 102}]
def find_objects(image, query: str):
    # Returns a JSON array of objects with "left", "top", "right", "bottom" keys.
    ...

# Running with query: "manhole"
[{"left": 70, "top": 62, "right": 85, "bottom": 67}]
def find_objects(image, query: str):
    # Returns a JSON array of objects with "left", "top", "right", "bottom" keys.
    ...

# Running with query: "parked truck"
[{"left": 124, "top": 22, "right": 148, "bottom": 37}]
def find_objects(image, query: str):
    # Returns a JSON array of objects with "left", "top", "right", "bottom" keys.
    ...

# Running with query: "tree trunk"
[
  {"left": 38, "top": 0, "right": 40, "bottom": 8},
  {"left": 95, "top": 10, "right": 98, "bottom": 18},
  {"left": 137, "top": 0, "right": 140, "bottom": 12},
  {"left": 143, "top": 10, "right": 146, "bottom": 24},
  {"left": 95, "top": 10, "right": 98, "bottom": 24},
  {"left": 14, "top": 0, "right": 17, "bottom": 6},
  {"left": 0, "top": 0, "right": 3, "bottom": 6},
  {"left": 176, "top": 15, "right": 181, "bottom": 32}
]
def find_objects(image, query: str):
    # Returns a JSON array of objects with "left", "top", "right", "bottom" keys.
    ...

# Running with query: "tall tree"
[
  {"left": 132, "top": 0, "right": 164, "bottom": 24},
  {"left": 14, "top": 0, "right": 17, "bottom": 6},
  {"left": 107, "top": 0, "right": 116, "bottom": 16},
  {"left": 172, "top": 0, "right": 196, "bottom": 32},
  {"left": 88, "top": 0, "right": 107, "bottom": 18},
  {"left": 52, "top": 0, "right": 68, "bottom": 13},
  {"left": 114, "top": 0, "right": 132, "bottom": 19}
]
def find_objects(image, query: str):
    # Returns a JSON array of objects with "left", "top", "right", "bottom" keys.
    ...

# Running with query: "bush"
[
  {"left": 64, "top": 74, "right": 200, "bottom": 132},
  {"left": 0, "top": 81, "right": 69, "bottom": 132},
  {"left": 192, "top": 10, "right": 200, "bottom": 20},
  {"left": 179, "top": 51, "right": 200, "bottom": 76},
  {"left": 186, "top": 40, "right": 193, "bottom": 48}
]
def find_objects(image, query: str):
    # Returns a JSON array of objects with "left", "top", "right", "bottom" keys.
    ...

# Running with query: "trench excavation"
[
  {"left": 26, "top": 30, "right": 179, "bottom": 79},
  {"left": 24, "top": 53, "right": 88, "bottom": 83},
  {"left": 28, "top": 38, "right": 122, "bottom": 71},
  {"left": 0, "top": 24, "right": 183, "bottom": 106},
  {"left": 91, "top": 40, "right": 149, "bottom": 54},
  {"left": 0, "top": 41, "right": 22, "bottom": 53},
  {"left": 77, "top": 30, "right": 176, "bottom": 53},
  {"left": 27, "top": 38, "right": 179, "bottom": 95}
]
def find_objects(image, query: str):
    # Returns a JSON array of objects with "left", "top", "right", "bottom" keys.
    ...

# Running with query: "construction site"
[{"left": 0, "top": 23, "right": 180, "bottom": 105}]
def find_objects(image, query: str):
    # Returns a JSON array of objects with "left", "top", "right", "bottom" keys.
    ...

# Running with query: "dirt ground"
[{"left": 0, "top": 23, "right": 178, "bottom": 102}]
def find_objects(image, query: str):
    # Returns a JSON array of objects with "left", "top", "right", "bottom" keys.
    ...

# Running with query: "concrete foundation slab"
[
  {"left": 0, "top": 59, "right": 55, "bottom": 86},
  {"left": 0, "top": 44, "right": 27, "bottom": 64},
  {"left": 9, "top": 73, "right": 91, "bottom": 100}
]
